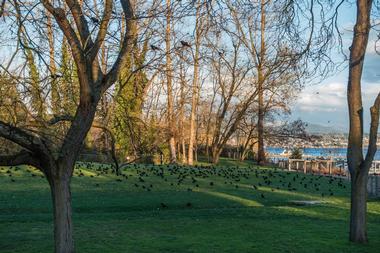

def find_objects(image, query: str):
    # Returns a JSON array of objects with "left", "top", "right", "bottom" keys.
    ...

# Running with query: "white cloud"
[
  {"left": 366, "top": 40, "right": 380, "bottom": 54},
  {"left": 295, "top": 82, "right": 346, "bottom": 112}
]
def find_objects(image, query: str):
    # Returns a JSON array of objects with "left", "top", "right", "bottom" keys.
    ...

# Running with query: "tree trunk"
[
  {"left": 256, "top": 0, "right": 267, "bottom": 165},
  {"left": 257, "top": 104, "right": 265, "bottom": 164},
  {"left": 211, "top": 146, "right": 222, "bottom": 164},
  {"left": 350, "top": 171, "right": 368, "bottom": 243},
  {"left": 178, "top": 57, "right": 187, "bottom": 164},
  {"left": 346, "top": 0, "right": 373, "bottom": 244},
  {"left": 181, "top": 139, "right": 187, "bottom": 164},
  {"left": 166, "top": 0, "right": 177, "bottom": 164},
  {"left": 212, "top": 153, "right": 220, "bottom": 164},
  {"left": 188, "top": 0, "right": 202, "bottom": 166},
  {"left": 50, "top": 173, "right": 74, "bottom": 253}
]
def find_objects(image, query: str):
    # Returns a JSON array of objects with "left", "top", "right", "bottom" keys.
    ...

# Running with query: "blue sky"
[{"left": 290, "top": 4, "right": 379, "bottom": 133}]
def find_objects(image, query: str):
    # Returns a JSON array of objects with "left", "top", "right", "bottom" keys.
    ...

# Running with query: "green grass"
[{"left": 0, "top": 161, "right": 380, "bottom": 253}]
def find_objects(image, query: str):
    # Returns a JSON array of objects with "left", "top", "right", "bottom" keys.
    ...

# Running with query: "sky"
[{"left": 290, "top": 4, "right": 380, "bottom": 133}]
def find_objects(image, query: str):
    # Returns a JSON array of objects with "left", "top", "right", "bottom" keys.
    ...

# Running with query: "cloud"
[
  {"left": 295, "top": 82, "right": 346, "bottom": 112},
  {"left": 362, "top": 52, "right": 380, "bottom": 83}
]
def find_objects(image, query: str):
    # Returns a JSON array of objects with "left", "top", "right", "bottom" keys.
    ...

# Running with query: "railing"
[
  {"left": 368, "top": 175, "right": 380, "bottom": 197},
  {"left": 275, "top": 158, "right": 380, "bottom": 175},
  {"left": 371, "top": 161, "right": 380, "bottom": 174}
]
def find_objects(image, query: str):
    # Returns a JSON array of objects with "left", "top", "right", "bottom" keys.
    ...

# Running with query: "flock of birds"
[{"left": 1, "top": 163, "right": 349, "bottom": 209}]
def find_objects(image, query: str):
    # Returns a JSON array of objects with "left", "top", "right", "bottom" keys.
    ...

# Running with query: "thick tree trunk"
[
  {"left": 347, "top": 0, "right": 373, "bottom": 244},
  {"left": 211, "top": 146, "right": 222, "bottom": 164},
  {"left": 168, "top": 137, "right": 177, "bottom": 163},
  {"left": 50, "top": 173, "right": 74, "bottom": 253},
  {"left": 350, "top": 171, "right": 368, "bottom": 243}
]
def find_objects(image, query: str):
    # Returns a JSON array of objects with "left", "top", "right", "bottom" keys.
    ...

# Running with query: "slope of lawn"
[{"left": 0, "top": 159, "right": 380, "bottom": 253}]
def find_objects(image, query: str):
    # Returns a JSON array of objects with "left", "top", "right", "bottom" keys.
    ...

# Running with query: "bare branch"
[
  {"left": 0, "top": 150, "right": 40, "bottom": 168},
  {"left": 363, "top": 92, "right": 380, "bottom": 170}
]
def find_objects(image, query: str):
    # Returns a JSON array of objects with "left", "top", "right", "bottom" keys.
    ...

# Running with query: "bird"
[
  {"left": 150, "top": 44, "right": 161, "bottom": 51},
  {"left": 50, "top": 73, "right": 62, "bottom": 79},
  {"left": 186, "top": 202, "right": 192, "bottom": 208},
  {"left": 180, "top": 40, "right": 191, "bottom": 47},
  {"left": 261, "top": 193, "right": 265, "bottom": 199},
  {"left": 90, "top": 17, "right": 99, "bottom": 23},
  {"left": 160, "top": 203, "right": 168, "bottom": 208}
]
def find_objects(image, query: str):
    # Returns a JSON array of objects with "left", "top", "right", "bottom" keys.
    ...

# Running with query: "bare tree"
[
  {"left": 165, "top": 0, "right": 177, "bottom": 163},
  {"left": 188, "top": 0, "right": 205, "bottom": 165},
  {"left": 0, "top": 0, "right": 135, "bottom": 251},
  {"left": 346, "top": 0, "right": 380, "bottom": 243},
  {"left": 208, "top": 40, "right": 256, "bottom": 163}
]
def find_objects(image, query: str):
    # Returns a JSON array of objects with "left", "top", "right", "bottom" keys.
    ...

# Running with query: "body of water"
[{"left": 267, "top": 147, "right": 380, "bottom": 161}]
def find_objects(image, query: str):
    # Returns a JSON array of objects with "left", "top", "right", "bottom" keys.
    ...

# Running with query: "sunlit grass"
[{"left": 0, "top": 161, "right": 379, "bottom": 252}]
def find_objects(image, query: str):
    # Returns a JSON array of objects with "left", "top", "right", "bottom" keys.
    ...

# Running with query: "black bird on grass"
[
  {"left": 186, "top": 202, "right": 192, "bottom": 208},
  {"left": 261, "top": 193, "right": 265, "bottom": 199},
  {"left": 160, "top": 203, "right": 168, "bottom": 208}
]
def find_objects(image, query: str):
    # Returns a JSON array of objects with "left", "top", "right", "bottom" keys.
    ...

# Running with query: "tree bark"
[
  {"left": 347, "top": 0, "right": 373, "bottom": 243},
  {"left": 211, "top": 145, "right": 222, "bottom": 164},
  {"left": 49, "top": 172, "right": 74, "bottom": 253},
  {"left": 256, "top": 0, "right": 267, "bottom": 165},
  {"left": 165, "top": 0, "right": 177, "bottom": 163},
  {"left": 178, "top": 56, "right": 187, "bottom": 164},
  {"left": 188, "top": 0, "right": 202, "bottom": 165},
  {"left": 350, "top": 171, "right": 368, "bottom": 243}
]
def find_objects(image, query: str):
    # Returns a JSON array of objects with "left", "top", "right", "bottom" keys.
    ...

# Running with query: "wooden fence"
[
  {"left": 368, "top": 175, "right": 380, "bottom": 197},
  {"left": 276, "top": 159, "right": 346, "bottom": 176},
  {"left": 276, "top": 159, "right": 380, "bottom": 176}
]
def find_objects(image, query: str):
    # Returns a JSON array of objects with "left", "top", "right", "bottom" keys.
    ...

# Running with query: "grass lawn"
[{"left": 0, "top": 159, "right": 379, "bottom": 253}]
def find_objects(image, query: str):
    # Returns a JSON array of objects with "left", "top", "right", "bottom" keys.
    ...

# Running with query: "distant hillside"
[{"left": 305, "top": 123, "right": 348, "bottom": 134}]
